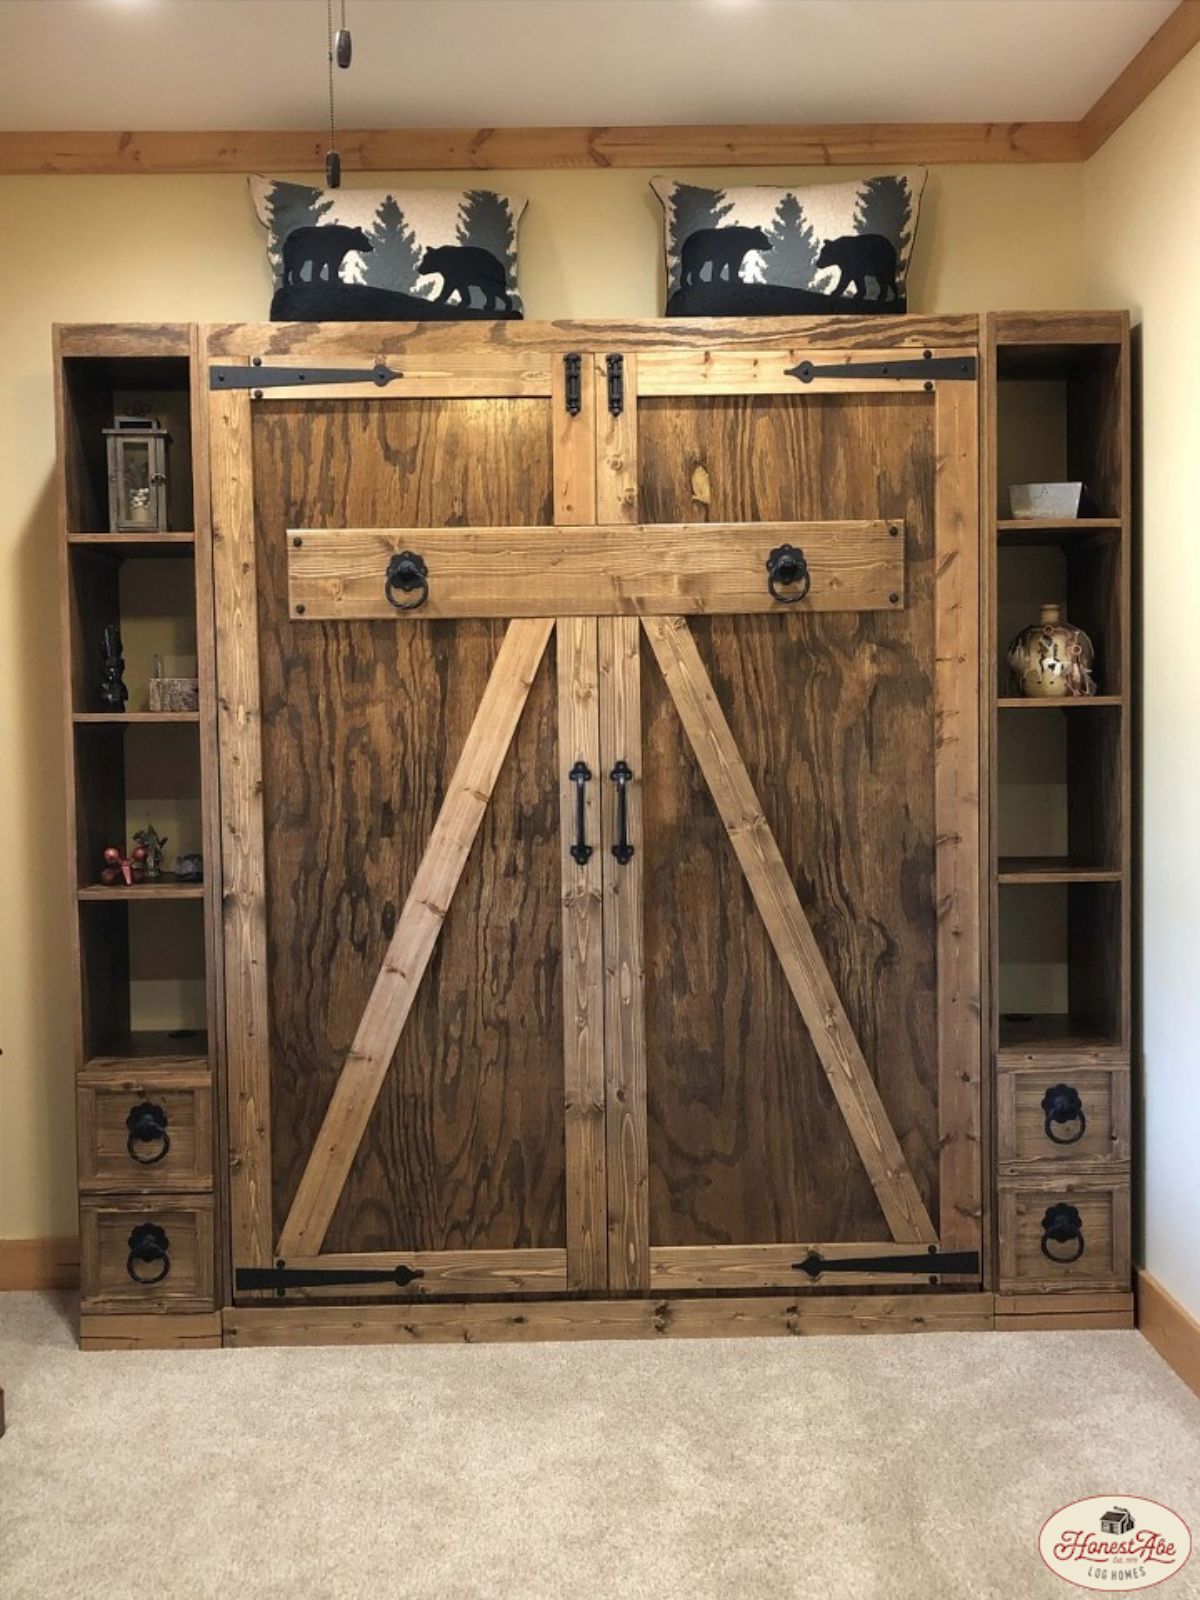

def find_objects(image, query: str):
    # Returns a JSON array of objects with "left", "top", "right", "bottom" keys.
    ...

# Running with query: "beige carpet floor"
[{"left": 2, "top": 1292, "right": 1199, "bottom": 1599}]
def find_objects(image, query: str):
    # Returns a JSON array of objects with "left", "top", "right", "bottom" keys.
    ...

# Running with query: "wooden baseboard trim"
[
  {"left": 1137, "top": 1269, "right": 1200, "bottom": 1398},
  {"left": 0, "top": 1237, "right": 80, "bottom": 1291},
  {"left": 223, "top": 1292, "right": 995, "bottom": 1348},
  {"left": 79, "top": 1312, "right": 223, "bottom": 1351}
]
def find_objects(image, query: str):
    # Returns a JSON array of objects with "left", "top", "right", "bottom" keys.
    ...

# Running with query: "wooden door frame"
[
  {"left": 593, "top": 347, "right": 983, "bottom": 1291},
  {"left": 208, "top": 337, "right": 605, "bottom": 1297}
]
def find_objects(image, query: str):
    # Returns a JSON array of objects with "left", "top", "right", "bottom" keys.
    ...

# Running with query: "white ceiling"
[{"left": 0, "top": 0, "right": 1177, "bottom": 131}]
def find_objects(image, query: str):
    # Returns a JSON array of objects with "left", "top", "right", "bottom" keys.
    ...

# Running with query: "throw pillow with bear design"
[
  {"left": 250, "top": 177, "right": 527, "bottom": 321},
  {"left": 652, "top": 172, "right": 926, "bottom": 317}
]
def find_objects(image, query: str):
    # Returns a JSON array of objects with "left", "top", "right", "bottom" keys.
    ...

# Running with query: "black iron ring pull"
[
  {"left": 610, "top": 761, "right": 634, "bottom": 864},
  {"left": 1040, "top": 1202, "right": 1085, "bottom": 1264},
  {"left": 125, "top": 1101, "right": 171, "bottom": 1166},
  {"left": 568, "top": 761, "right": 593, "bottom": 864},
  {"left": 384, "top": 551, "right": 429, "bottom": 611},
  {"left": 1042, "top": 1083, "right": 1087, "bottom": 1146},
  {"left": 126, "top": 1222, "right": 171, "bottom": 1285},
  {"left": 766, "top": 543, "right": 811, "bottom": 604}
]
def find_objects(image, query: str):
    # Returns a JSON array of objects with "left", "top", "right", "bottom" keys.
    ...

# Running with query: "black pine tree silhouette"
[
  {"left": 457, "top": 190, "right": 517, "bottom": 286},
  {"left": 667, "top": 184, "right": 733, "bottom": 292},
  {"left": 265, "top": 180, "right": 335, "bottom": 279},
  {"left": 767, "top": 194, "right": 819, "bottom": 287},
  {"left": 854, "top": 175, "right": 913, "bottom": 254},
  {"left": 369, "top": 195, "right": 428, "bottom": 296}
]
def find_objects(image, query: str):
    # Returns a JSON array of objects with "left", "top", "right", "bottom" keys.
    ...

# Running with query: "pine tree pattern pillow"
[
  {"left": 651, "top": 172, "right": 926, "bottom": 317},
  {"left": 250, "top": 177, "right": 527, "bottom": 321}
]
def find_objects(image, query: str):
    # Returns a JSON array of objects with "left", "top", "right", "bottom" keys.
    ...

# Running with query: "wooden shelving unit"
[
  {"left": 54, "top": 324, "right": 222, "bottom": 1345},
  {"left": 983, "top": 312, "right": 1133, "bottom": 1307}
]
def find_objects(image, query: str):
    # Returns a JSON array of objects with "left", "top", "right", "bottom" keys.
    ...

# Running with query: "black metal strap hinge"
[
  {"left": 237, "top": 1260, "right": 425, "bottom": 1298},
  {"left": 606, "top": 353, "right": 625, "bottom": 416},
  {"left": 794, "top": 1247, "right": 980, "bottom": 1280},
  {"left": 787, "top": 353, "right": 977, "bottom": 385},
  {"left": 210, "top": 361, "right": 403, "bottom": 392},
  {"left": 564, "top": 353, "right": 583, "bottom": 416}
]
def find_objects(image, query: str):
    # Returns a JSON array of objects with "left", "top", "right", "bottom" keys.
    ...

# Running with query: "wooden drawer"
[
  {"left": 997, "top": 1066, "right": 1130, "bottom": 1168},
  {"left": 998, "top": 1177, "right": 1131, "bottom": 1293},
  {"left": 78, "top": 1066, "right": 212, "bottom": 1192},
  {"left": 80, "top": 1196, "right": 215, "bottom": 1312}
]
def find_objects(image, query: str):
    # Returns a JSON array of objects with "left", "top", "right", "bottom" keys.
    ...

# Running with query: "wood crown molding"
[
  {"left": 1138, "top": 1268, "right": 1200, "bottom": 1401},
  {"left": 1080, "top": 0, "right": 1200, "bottom": 158},
  {"left": 0, "top": 1236, "right": 80, "bottom": 1291},
  {"left": 0, "top": 3, "right": 1195, "bottom": 175}
]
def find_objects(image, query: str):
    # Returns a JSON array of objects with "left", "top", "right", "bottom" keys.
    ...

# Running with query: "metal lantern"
[{"left": 104, "top": 414, "right": 170, "bottom": 532}]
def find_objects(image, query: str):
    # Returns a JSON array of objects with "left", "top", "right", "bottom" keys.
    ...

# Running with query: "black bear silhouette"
[
  {"left": 680, "top": 225, "right": 772, "bottom": 288},
  {"left": 815, "top": 233, "right": 898, "bottom": 301},
  {"left": 420, "top": 245, "right": 510, "bottom": 310},
  {"left": 282, "top": 224, "right": 374, "bottom": 287}
]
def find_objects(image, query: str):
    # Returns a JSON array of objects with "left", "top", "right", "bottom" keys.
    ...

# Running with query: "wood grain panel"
[
  {"left": 998, "top": 1177, "right": 1131, "bottom": 1292},
  {"left": 650, "top": 1242, "right": 977, "bottom": 1290},
  {"left": 635, "top": 391, "right": 947, "bottom": 1252},
  {"left": 645, "top": 615, "right": 935, "bottom": 1247},
  {"left": 80, "top": 1196, "right": 215, "bottom": 1313},
  {"left": 997, "top": 1066, "right": 1130, "bottom": 1167},
  {"left": 77, "top": 1066, "right": 213, "bottom": 1193},
  {"left": 248, "top": 397, "right": 567, "bottom": 1263},
  {"left": 257, "top": 1248, "right": 566, "bottom": 1299},
  {"left": 287, "top": 521, "right": 905, "bottom": 619}
]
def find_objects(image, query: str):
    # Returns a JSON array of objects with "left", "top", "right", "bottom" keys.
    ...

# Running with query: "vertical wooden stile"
[
  {"left": 555, "top": 352, "right": 606, "bottom": 1289},
  {"left": 934, "top": 372, "right": 984, "bottom": 1256},
  {"left": 599, "top": 614, "right": 649, "bottom": 1290},
  {"left": 209, "top": 380, "right": 274, "bottom": 1272}
]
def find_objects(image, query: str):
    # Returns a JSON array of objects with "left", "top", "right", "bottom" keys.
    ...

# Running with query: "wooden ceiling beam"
[
  {"left": 0, "top": 121, "right": 1082, "bottom": 176},
  {"left": 1079, "top": 0, "right": 1200, "bottom": 157}
]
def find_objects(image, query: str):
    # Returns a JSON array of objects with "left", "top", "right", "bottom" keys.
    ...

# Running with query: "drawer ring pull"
[
  {"left": 1041, "top": 1083, "right": 1086, "bottom": 1146},
  {"left": 125, "top": 1101, "right": 171, "bottom": 1165},
  {"left": 1040, "top": 1202, "right": 1085, "bottom": 1264},
  {"left": 126, "top": 1222, "right": 171, "bottom": 1285}
]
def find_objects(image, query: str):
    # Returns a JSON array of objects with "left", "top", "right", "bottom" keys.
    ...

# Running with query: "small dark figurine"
[
  {"left": 97, "top": 623, "right": 129, "bottom": 711},
  {"left": 133, "top": 824, "right": 168, "bottom": 880},
  {"left": 100, "top": 844, "right": 147, "bottom": 887},
  {"left": 175, "top": 852, "right": 203, "bottom": 883}
]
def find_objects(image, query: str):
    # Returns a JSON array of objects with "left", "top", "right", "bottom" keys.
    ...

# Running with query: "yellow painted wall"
[
  {"left": 0, "top": 161, "right": 1087, "bottom": 1241},
  {"left": 1083, "top": 48, "right": 1200, "bottom": 1319}
]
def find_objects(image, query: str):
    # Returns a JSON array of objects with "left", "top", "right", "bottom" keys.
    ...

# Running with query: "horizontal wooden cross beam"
[{"left": 286, "top": 521, "right": 906, "bottom": 620}]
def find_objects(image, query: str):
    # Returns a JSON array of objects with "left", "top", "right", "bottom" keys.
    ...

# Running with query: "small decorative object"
[
  {"left": 652, "top": 172, "right": 926, "bottom": 318},
  {"left": 100, "top": 844, "right": 147, "bottom": 887},
  {"left": 133, "top": 823, "right": 168, "bottom": 880},
  {"left": 147, "top": 654, "right": 200, "bottom": 713},
  {"left": 1007, "top": 603, "right": 1097, "bottom": 698},
  {"left": 97, "top": 623, "right": 128, "bottom": 711},
  {"left": 104, "top": 413, "right": 170, "bottom": 532},
  {"left": 1009, "top": 482, "right": 1084, "bottom": 519},
  {"left": 175, "top": 852, "right": 204, "bottom": 883}
]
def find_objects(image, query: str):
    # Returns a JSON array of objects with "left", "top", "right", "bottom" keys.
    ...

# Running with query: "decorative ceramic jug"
[{"left": 1006, "top": 603, "right": 1097, "bottom": 698}]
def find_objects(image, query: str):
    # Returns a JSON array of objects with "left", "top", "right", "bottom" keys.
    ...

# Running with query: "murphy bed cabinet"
[{"left": 54, "top": 313, "right": 1134, "bottom": 1349}]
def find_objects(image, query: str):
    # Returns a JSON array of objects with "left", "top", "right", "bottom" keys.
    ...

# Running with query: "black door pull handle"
[
  {"left": 610, "top": 761, "right": 634, "bottom": 864},
  {"left": 126, "top": 1222, "right": 171, "bottom": 1285},
  {"left": 568, "top": 761, "right": 593, "bottom": 864},
  {"left": 1040, "top": 1202, "right": 1085, "bottom": 1264}
]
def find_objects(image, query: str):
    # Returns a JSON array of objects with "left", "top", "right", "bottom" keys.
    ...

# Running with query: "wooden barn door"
[
  {"left": 594, "top": 347, "right": 983, "bottom": 1293},
  {"left": 209, "top": 342, "right": 608, "bottom": 1299}
]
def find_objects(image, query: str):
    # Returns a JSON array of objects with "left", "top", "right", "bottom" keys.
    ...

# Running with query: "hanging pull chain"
[{"left": 324, "top": 0, "right": 349, "bottom": 186}]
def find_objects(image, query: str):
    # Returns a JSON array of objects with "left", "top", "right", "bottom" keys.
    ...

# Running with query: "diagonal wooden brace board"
[
  {"left": 642, "top": 614, "right": 938, "bottom": 1246},
  {"left": 286, "top": 521, "right": 905, "bottom": 620},
  {"left": 276, "top": 617, "right": 554, "bottom": 1258}
]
